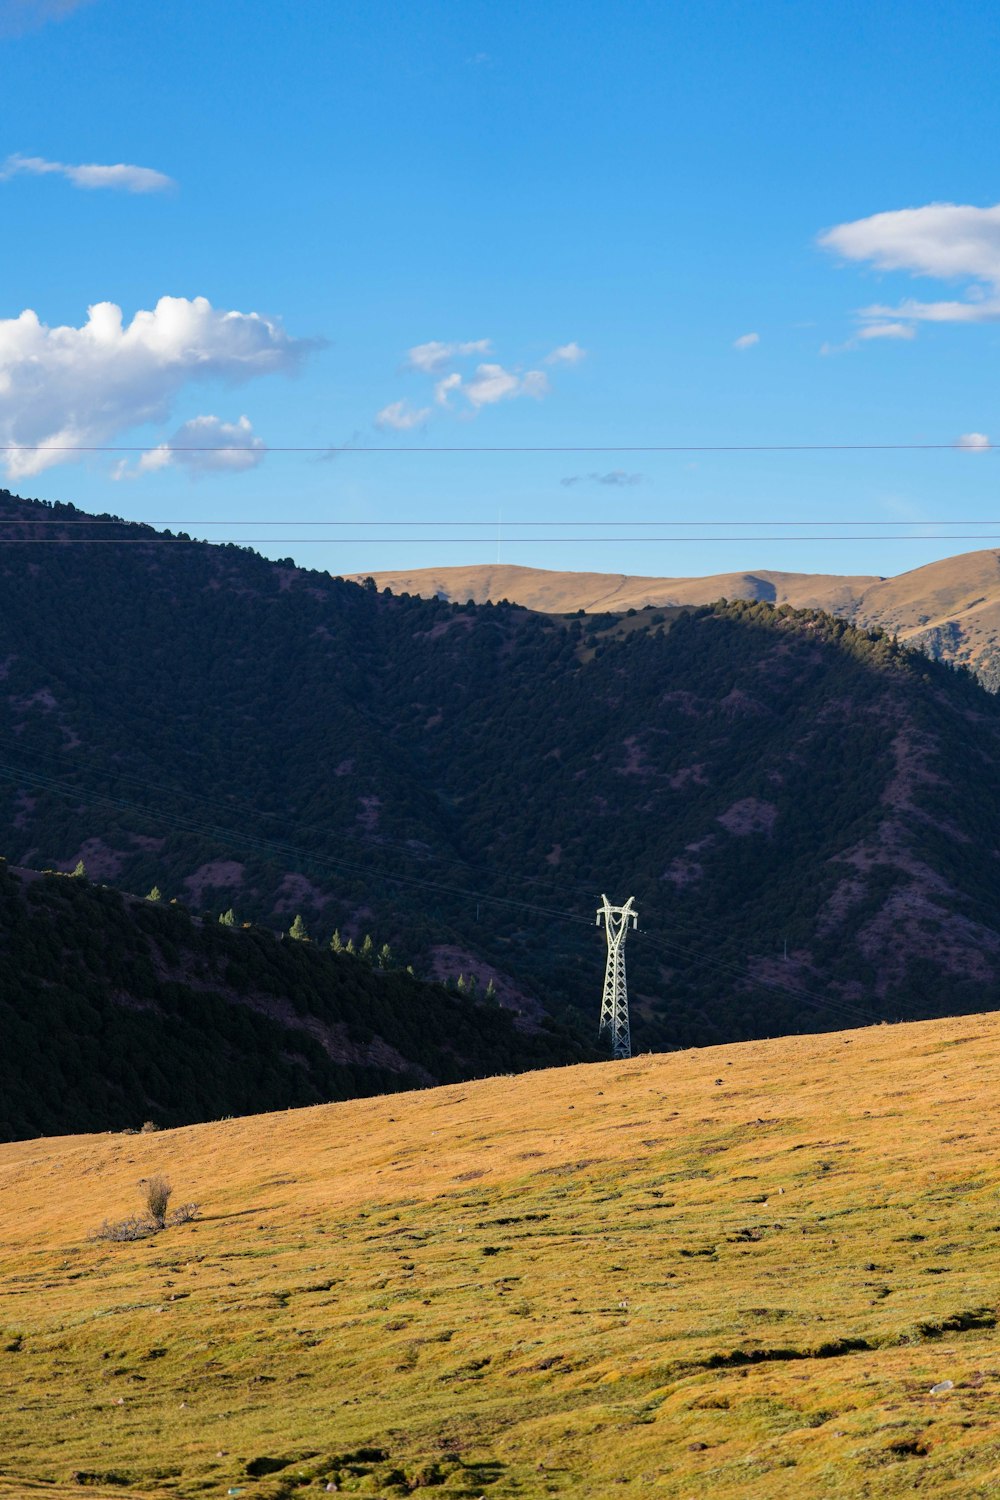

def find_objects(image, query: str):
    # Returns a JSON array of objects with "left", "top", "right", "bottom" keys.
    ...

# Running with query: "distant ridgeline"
[
  {"left": 2, "top": 490, "right": 1000, "bottom": 1058},
  {"left": 0, "top": 861, "right": 586, "bottom": 1142}
]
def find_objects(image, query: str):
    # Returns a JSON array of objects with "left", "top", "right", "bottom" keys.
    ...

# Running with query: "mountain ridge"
[{"left": 348, "top": 551, "right": 1000, "bottom": 689}]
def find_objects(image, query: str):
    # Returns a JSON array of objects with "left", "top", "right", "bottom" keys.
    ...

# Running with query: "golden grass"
[{"left": 4, "top": 1011, "right": 1000, "bottom": 1497}]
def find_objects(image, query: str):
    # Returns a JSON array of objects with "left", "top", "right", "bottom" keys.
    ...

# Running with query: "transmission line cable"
[{"left": 0, "top": 441, "right": 997, "bottom": 454}]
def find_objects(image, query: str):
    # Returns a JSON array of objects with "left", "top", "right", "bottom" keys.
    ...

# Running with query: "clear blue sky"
[{"left": 2, "top": 0, "right": 1000, "bottom": 580}]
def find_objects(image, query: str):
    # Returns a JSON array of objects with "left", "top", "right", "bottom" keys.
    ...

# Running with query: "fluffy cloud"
[
  {"left": 114, "top": 415, "right": 265, "bottom": 480},
  {"left": 465, "top": 362, "right": 548, "bottom": 407},
  {"left": 0, "top": 295, "right": 316, "bottom": 478},
  {"left": 561, "top": 470, "right": 643, "bottom": 487},
  {"left": 820, "top": 202, "right": 1000, "bottom": 282},
  {"left": 405, "top": 339, "right": 491, "bottom": 373},
  {"left": 732, "top": 332, "right": 759, "bottom": 350},
  {"left": 0, "top": 0, "right": 93, "bottom": 35},
  {"left": 819, "top": 202, "right": 1000, "bottom": 336},
  {"left": 955, "top": 432, "right": 992, "bottom": 451},
  {"left": 545, "top": 342, "right": 586, "bottom": 365},
  {"left": 1, "top": 153, "right": 174, "bottom": 193},
  {"left": 375, "top": 399, "right": 430, "bottom": 431}
]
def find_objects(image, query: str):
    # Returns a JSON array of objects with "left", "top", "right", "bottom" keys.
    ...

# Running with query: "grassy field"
[{"left": 4, "top": 1013, "right": 1000, "bottom": 1498}]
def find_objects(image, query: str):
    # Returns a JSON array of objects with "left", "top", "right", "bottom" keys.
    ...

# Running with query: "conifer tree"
[
  {"left": 360, "top": 933, "right": 374, "bottom": 964},
  {"left": 72, "top": 860, "right": 87, "bottom": 879},
  {"left": 289, "top": 913, "right": 309, "bottom": 941},
  {"left": 146, "top": 886, "right": 162, "bottom": 902},
  {"left": 485, "top": 978, "right": 497, "bottom": 1002},
  {"left": 456, "top": 973, "right": 467, "bottom": 994},
  {"left": 219, "top": 908, "right": 236, "bottom": 926},
  {"left": 377, "top": 942, "right": 393, "bottom": 970},
  {"left": 330, "top": 928, "right": 344, "bottom": 953},
  {"left": 344, "top": 936, "right": 355, "bottom": 955}
]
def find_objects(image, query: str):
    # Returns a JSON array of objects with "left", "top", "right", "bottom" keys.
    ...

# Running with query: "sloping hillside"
[
  {"left": 3, "top": 491, "right": 1000, "bottom": 1049},
  {"left": 0, "top": 861, "right": 583, "bottom": 1142},
  {"left": 355, "top": 550, "right": 1000, "bottom": 688},
  {"left": 4, "top": 1011, "right": 1000, "bottom": 1497}
]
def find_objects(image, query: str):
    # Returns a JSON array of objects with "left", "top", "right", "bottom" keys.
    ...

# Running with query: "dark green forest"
[
  {"left": 2, "top": 489, "right": 1000, "bottom": 1066},
  {"left": 0, "top": 862, "right": 585, "bottom": 1142}
]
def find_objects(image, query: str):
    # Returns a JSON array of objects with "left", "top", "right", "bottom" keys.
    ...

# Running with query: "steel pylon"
[{"left": 596, "top": 894, "right": 638, "bottom": 1059}]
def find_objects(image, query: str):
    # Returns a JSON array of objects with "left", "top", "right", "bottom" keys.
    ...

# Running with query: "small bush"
[
  {"left": 168, "top": 1202, "right": 199, "bottom": 1226},
  {"left": 144, "top": 1175, "right": 172, "bottom": 1227},
  {"left": 89, "top": 1193, "right": 197, "bottom": 1244},
  {"left": 139, "top": 1120, "right": 160, "bottom": 1134},
  {"left": 90, "top": 1215, "right": 156, "bottom": 1243}
]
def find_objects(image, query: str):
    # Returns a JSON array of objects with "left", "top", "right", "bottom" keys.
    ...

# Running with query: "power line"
[
  {"left": 5, "top": 517, "right": 1000, "bottom": 527},
  {"left": 0, "top": 442, "right": 996, "bottom": 453},
  {"left": 2, "top": 534, "right": 1000, "bottom": 544}
]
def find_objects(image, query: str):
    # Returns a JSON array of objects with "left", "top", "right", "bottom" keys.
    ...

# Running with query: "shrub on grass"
[{"left": 144, "top": 1174, "right": 172, "bottom": 1227}]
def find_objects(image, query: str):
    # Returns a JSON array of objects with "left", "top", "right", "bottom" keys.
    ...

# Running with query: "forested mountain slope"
[
  {"left": 0, "top": 861, "right": 582, "bottom": 1142},
  {"left": 3, "top": 490, "right": 1000, "bottom": 1053},
  {"left": 356, "top": 551, "right": 1000, "bottom": 689}
]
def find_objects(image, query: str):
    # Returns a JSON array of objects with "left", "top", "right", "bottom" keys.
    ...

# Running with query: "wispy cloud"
[
  {"left": 375, "top": 399, "right": 430, "bottom": 431},
  {"left": 561, "top": 470, "right": 643, "bottom": 488},
  {"left": 114, "top": 415, "right": 265, "bottom": 480},
  {"left": 1, "top": 152, "right": 174, "bottom": 193},
  {"left": 956, "top": 431, "right": 992, "bottom": 452},
  {"left": 819, "top": 201, "right": 1000, "bottom": 340},
  {"left": 378, "top": 337, "right": 563, "bottom": 430},
  {"left": 434, "top": 372, "right": 462, "bottom": 407},
  {"left": 857, "top": 321, "right": 916, "bottom": 341},
  {"left": 0, "top": 0, "right": 93, "bottom": 36},
  {"left": 732, "top": 331, "right": 759, "bottom": 350},
  {"left": 405, "top": 339, "right": 491, "bottom": 373},
  {"left": 0, "top": 295, "right": 318, "bottom": 478},
  {"left": 545, "top": 342, "right": 586, "bottom": 365}
]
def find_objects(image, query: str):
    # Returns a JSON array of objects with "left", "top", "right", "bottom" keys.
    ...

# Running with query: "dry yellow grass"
[{"left": 4, "top": 1011, "right": 1000, "bottom": 1497}]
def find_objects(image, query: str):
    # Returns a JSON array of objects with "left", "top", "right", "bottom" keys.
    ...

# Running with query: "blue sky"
[{"left": 2, "top": 0, "right": 1000, "bottom": 581}]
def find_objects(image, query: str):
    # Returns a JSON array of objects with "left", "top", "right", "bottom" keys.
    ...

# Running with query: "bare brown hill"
[{"left": 351, "top": 550, "right": 1000, "bottom": 688}]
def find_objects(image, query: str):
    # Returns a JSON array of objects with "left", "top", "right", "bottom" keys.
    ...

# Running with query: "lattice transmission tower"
[{"left": 596, "top": 894, "right": 638, "bottom": 1059}]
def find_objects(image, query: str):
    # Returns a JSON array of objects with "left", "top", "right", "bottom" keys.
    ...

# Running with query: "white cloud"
[
  {"left": 819, "top": 201, "right": 1000, "bottom": 337},
  {"left": 375, "top": 399, "right": 430, "bottom": 431},
  {"left": 434, "top": 372, "right": 462, "bottom": 407},
  {"left": 0, "top": 295, "right": 316, "bottom": 478},
  {"left": 859, "top": 296, "right": 1000, "bottom": 326},
  {"left": 561, "top": 470, "right": 643, "bottom": 488},
  {"left": 857, "top": 321, "right": 916, "bottom": 341},
  {"left": 955, "top": 432, "right": 992, "bottom": 451},
  {"left": 379, "top": 339, "right": 553, "bottom": 429},
  {"left": 545, "top": 342, "right": 587, "bottom": 365},
  {"left": 465, "top": 361, "right": 548, "bottom": 407},
  {"left": 819, "top": 202, "right": 1000, "bottom": 283},
  {"left": 1, "top": 153, "right": 174, "bottom": 193},
  {"left": 405, "top": 339, "right": 491, "bottom": 373},
  {"left": 0, "top": 0, "right": 92, "bottom": 36},
  {"left": 114, "top": 415, "right": 265, "bottom": 480},
  {"left": 732, "top": 332, "right": 759, "bottom": 350}
]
